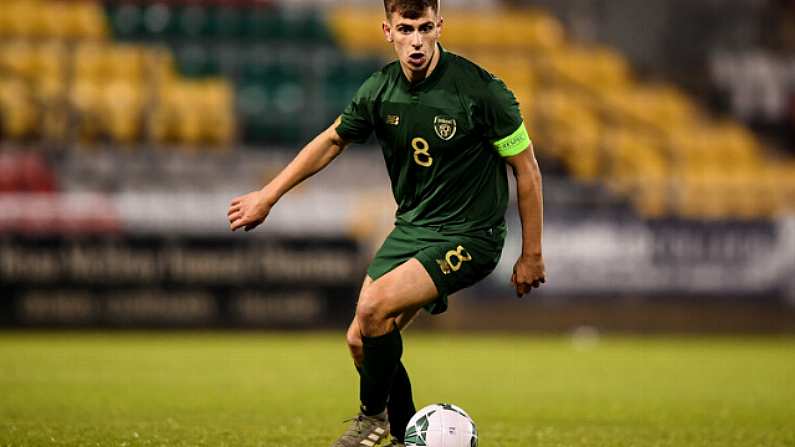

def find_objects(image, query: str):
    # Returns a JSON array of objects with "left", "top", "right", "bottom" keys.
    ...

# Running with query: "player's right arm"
[
  {"left": 227, "top": 118, "right": 350, "bottom": 232},
  {"left": 229, "top": 70, "right": 380, "bottom": 232}
]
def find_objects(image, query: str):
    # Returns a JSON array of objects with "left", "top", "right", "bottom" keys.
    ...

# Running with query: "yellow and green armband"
[{"left": 492, "top": 122, "right": 531, "bottom": 157}]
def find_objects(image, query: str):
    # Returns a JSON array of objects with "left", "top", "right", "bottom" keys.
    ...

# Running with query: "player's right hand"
[
  {"left": 228, "top": 190, "right": 272, "bottom": 232},
  {"left": 511, "top": 254, "right": 546, "bottom": 298}
]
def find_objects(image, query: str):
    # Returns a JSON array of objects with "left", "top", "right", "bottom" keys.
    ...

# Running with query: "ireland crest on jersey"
[{"left": 433, "top": 116, "right": 456, "bottom": 141}]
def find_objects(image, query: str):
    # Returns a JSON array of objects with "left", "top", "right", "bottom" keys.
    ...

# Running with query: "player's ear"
[
  {"left": 436, "top": 16, "right": 443, "bottom": 36},
  {"left": 382, "top": 21, "right": 393, "bottom": 42}
]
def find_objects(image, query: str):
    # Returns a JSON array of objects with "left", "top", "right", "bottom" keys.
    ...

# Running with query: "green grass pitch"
[{"left": 1, "top": 332, "right": 794, "bottom": 446}]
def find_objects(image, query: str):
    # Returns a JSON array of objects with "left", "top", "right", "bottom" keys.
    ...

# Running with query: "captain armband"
[{"left": 492, "top": 122, "right": 531, "bottom": 157}]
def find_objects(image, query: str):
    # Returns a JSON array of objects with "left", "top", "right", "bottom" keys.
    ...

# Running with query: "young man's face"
[{"left": 383, "top": 7, "right": 443, "bottom": 75}]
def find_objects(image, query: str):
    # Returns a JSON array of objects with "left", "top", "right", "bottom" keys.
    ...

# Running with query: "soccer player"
[{"left": 227, "top": 0, "right": 545, "bottom": 445}]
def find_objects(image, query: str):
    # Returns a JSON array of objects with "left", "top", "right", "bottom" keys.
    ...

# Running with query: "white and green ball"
[{"left": 404, "top": 403, "right": 478, "bottom": 447}]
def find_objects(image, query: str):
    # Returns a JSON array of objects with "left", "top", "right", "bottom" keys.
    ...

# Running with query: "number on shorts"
[{"left": 445, "top": 245, "right": 472, "bottom": 272}]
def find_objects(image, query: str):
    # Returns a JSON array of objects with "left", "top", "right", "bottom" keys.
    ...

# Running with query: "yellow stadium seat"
[
  {"left": 148, "top": 80, "right": 181, "bottom": 144},
  {"left": 328, "top": 8, "right": 388, "bottom": 56},
  {"left": 199, "top": 80, "right": 235, "bottom": 147},
  {"left": 0, "top": 2, "right": 17, "bottom": 38},
  {"left": 4, "top": 0, "right": 42, "bottom": 39},
  {"left": 725, "top": 169, "right": 774, "bottom": 219},
  {"left": 671, "top": 166, "right": 776, "bottom": 220},
  {"left": 541, "top": 46, "right": 630, "bottom": 93},
  {"left": 32, "top": 41, "right": 67, "bottom": 81},
  {"left": 533, "top": 90, "right": 600, "bottom": 176},
  {"left": 39, "top": 1, "right": 72, "bottom": 39},
  {"left": 717, "top": 122, "right": 763, "bottom": 166},
  {"left": 492, "top": 56, "right": 535, "bottom": 89},
  {"left": 526, "top": 12, "right": 566, "bottom": 51},
  {"left": 67, "top": 1, "right": 108, "bottom": 40},
  {"left": 69, "top": 79, "right": 104, "bottom": 142},
  {"left": 603, "top": 129, "right": 668, "bottom": 196},
  {"left": 150, "top": 79, "right": 235, "bottom": 147},
  {"left": 102, "top": 80, "right": 144, "bottom": 144},
  {"left": 673, "top": 170, "right": 722, "bottom": 220},
  {"left": 780, "top": 164, "right": 795, "bottom": 213},
  {"left": 149, "top": 49, "right": 180, "bottom": 85},
  {"left": 465, "top": 14, "right": 500, "bottom": 48},
  {"left": 0, "top": 41, "right": 36, "bottom": 79},
  {"left": 0, "top": 77, "right": 38, "bottom": 139},
  {"left": 74, "top": 42, "right": 107, "bottom": 83},
  {"left": 174, "top": 84, "right": 204, "bottom": 147},
  {"left": 105, "top": 45, "right": 147, "bottom": 83},
  {"left": 437, "top": 16, "right": 470, "bottom": 51},
  {"left": 511, "top": 85, "right": 534, "bottom": 124},
  {"left": 31, "top": 42, "right": 68, "bottom": 104},
  {"left": 442, "top": 10, "right": 564, "bottom": 52},
  {"left": 763, "top": 163, "right": 795, "bottom": 214},
  {"left": 41, "top": 104, "right": 68, "bottom": 142}
]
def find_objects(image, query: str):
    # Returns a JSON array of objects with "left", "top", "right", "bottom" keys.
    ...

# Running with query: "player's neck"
[{"left": 401, "top": 43, "right": 441, "bottom": 85}]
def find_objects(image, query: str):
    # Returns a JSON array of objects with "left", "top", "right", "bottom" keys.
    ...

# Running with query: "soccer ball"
[{"left": 404, "top": 403, "right": 478, "bottom": 447}]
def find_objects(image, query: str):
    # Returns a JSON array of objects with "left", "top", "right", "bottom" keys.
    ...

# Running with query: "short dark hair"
[{"left": 383, "top": 0, "right": 439, "bottom": 19}]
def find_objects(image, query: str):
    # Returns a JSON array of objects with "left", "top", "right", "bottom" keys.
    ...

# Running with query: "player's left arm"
[
  {"left": 505, "top": 142, "right": 546, "bottom": 298},
  {"left": 480, "top": 76, "right": 545, "bottom": 296}
]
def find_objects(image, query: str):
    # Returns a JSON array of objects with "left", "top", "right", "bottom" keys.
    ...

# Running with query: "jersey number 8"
[{"left": 412, "top": 137, "right": 432, "bottom": 167}]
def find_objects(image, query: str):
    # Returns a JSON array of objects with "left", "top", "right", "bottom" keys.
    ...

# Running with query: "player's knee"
[{"left": 356, "top": 288, "right": 390, "bottom": 333}]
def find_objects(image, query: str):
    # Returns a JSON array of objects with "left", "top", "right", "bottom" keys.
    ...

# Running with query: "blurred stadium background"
[
  {"left": 2, "top": 1, "right": 795, "bottom": 446},
  {"left": 1, "top": 0, "right": 795, "bottom": 333}
]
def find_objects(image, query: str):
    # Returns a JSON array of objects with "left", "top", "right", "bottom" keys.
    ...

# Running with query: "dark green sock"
[
  {"left": 355, "top": 361, "right": 415, "bottom": 442},
  {"left": 360, "top": 327, "right": 402, "bottom": 416},
  {"left": 387, "top": 361, "right": 415, "bottom": 442}
]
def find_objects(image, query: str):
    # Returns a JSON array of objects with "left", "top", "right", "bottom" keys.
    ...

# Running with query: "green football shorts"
[{"left": 366, "top": 223, "right": 506, "bottom": 314}]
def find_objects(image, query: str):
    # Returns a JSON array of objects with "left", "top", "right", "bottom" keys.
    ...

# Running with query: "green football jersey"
[{"left": 336, "top": 45, "right": 530, "bottom": 234}]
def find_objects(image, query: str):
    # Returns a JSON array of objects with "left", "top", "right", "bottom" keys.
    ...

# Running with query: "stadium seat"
[
  {"left": 73, "top": 42, "right": 107, "bottom": 83},
  {"left": 102, "top": 80, "right": 144, "bottom": 145},
  {"left": 140, "top": 2, "right": 178, "bottom": 40},
  {"left": 70, "top": 1, "right": 108, "bottom": 40},
  {"left": 4, "top": 0, "right": 40, "bottom": 39},
  {"left": 209, "top": 5, "right": 244, "bottom": 39},
  {"left": 32, "top": 41, "right": 67, "bottom": 82},
  {"left": 107, "top": 2, "right": 145, "bottom": 40},
  {"left": 327, "top": 8, "right": 389, "bottom": 56},
  {"left": 541, "top": 46, "right": 630, "bottom": 93},
  {"left": 105, "top": 45, "right": 146, "bottom": 83},
  {"left": 39, "top": 1, "right": 74, "bottom": 40},
  {"left": 175, "top": 4, "right": 211, "bottom": 39},
  {"left": 200, "top": 80, "right": 235, "bottom": 147},
  {"left": 323, "top": 56, "right": 381, "bottom": 112},
  {"left": 69, "top": 79, "right": 103, "bottom": 143},
  {"left": 174, "top": 43, "right": 217, "bottom": 77},
  {"left": 779, "top": 164, "right": 795, "bottom": 213},
  {"left": 149, "top": 78, "right": 235, "bottom": 147},
  {"left": 439, "top": 10, "right": 564, "bottom": 52},
  {"left": 243, "top": 5, "right": 285, "bottom": 41},
  {"left": 532, "top": 90, "right": 601, "bottom": 179},
  {"left": 0, "top": 41, "right": 36, "bottom": 79},
  {"left": 0, "top": 78, "right": 38, "bottom": 139}
]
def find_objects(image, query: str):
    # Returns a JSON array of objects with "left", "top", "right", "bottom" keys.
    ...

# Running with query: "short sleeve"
[
  {"left": 335, "top": 74, "right": 379, "bottom": 144},
  {"left": 480, "top": 78, "right": 531, "bottom": 157}
]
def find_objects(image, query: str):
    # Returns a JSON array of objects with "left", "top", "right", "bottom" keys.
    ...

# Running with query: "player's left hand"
[{"left": 511, "top": 254, "right": 545, "bottom": 298}]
